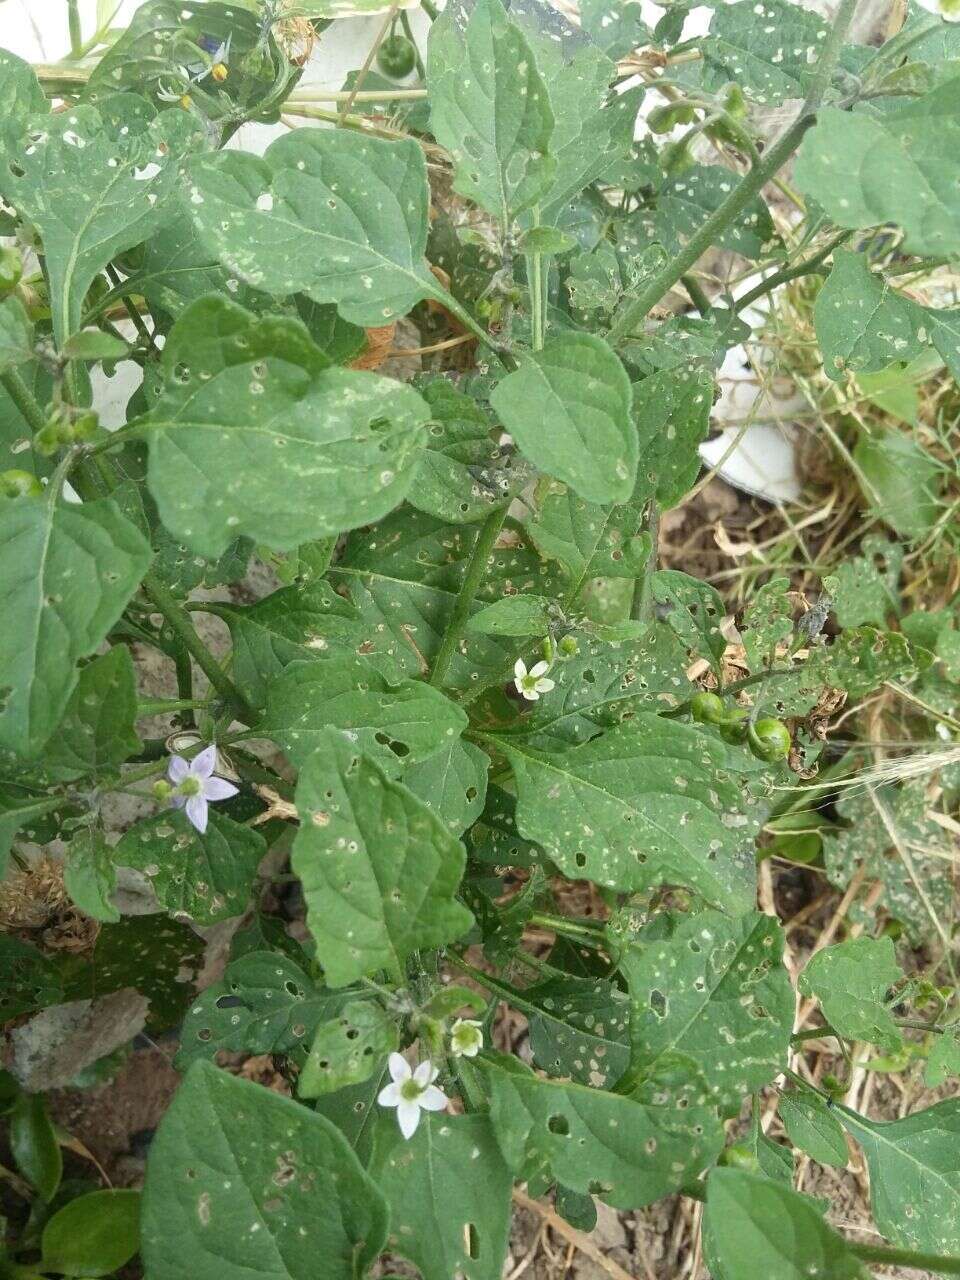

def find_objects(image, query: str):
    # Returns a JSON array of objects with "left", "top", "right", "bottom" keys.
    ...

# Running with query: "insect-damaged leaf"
[
  {"left": 141, "top": 298, "right": 430, "bottom": 557},
  {"left": 0, "top": 495, "right": 150, "bottom": 760},
  {"left": 187, "top": 129, "right": 446, "bottom": 327},
  {"left": 814, "top": 251, "right": 926, "bottom": 381},
  {"left": 427, "top": 0, "right": 555, "bottom": 229},
  {"left": 292, "top": 731, "right": 472, "bottom": 987},
  {"left": 493, "top": 715, "right": 758, "bottom": 915},
  {"left": 485, "top": 1061, "right": 723, "bottom": 1209},
  {"left": 370, "top": 1113, "right": 513, "bottom": 1280},
  {"left": 299, "top": 1001, "right": 398, "bottom": 1098},
  {"left": 141, "top": 1062, "right": 388, "bottom": 1280},
  {"left": 798, "top": 936, "right": 904, "bottom": 1052},
  {"left": 490, "top": 332, "right": 637, "bottom": 505},
  {"left": 618, "top": 910, "right": 793, "bottom": 1114}
]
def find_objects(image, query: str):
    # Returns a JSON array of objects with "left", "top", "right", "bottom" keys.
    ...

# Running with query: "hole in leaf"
[{"left": 547, "top": 1114, "right": 570, "bottom": 1135}]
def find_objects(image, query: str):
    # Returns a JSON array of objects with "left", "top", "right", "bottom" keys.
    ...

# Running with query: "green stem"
[
  {"left": 447, "top": 953, "right": 547, "bottom": 1022},
  {"left": 0, "top": 368, "right": 47, "bottom": 435},
  {"left": 848, "top": 1244, "right": 960, "bottom": 1275},
  {"left": 529, "top": 911, "right": 606, "bottom": 943},
  {"left": 137, "top": 697, "right": 211, "bottom": 717},
  {"left": 681, "top": 274, "right": 712, "bottom": 317},
  {"left": 607, "top": 0, "right": 860, "bottom": 344},
  {"left": 141, "top": 571, "right": 252, "bottom": 721},
  {"left": 429, "top": 507, "right": 508, "bottom": 688},
  {"left": 630, "top": 501, "right": 660, "bottom": 623},
  {"left": 105, "top": 264, "right": 156, "bottom": 352},
  {"left": 399, "top": 10, "right": 426, "bottom": 80},
  {"left": 420, "top": 0, "right": 439, "bottom": 18},
  {"left": 67, "top": 0, "right": 83, "bottom": 58},
  {"left": 734, "top": 230, "right": 853, "bottom": 313}
]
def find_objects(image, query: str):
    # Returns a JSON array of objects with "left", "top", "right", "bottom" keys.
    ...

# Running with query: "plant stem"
[
  {"left": 67, "top": 0, "right": 83, "bottom": 58},
  {"left": 848, "top": 1243, "right": 960, "bottom": 1275},
  {"left": 141, "top": 571, "right": 252, "bottom": 721},
  {"left": 0, "top": 368, "right": 47, "bottom": 435},
  {"left": 529, "top": 911, "right": 606, "bottom": 943},
  {"left": 607, "top": 0, "right": 860, "bottom": 344},
  {"left": 420, "top": 0, "right": 439, "bottom": 18},
  {"left": 681, "top": 274, "right": 712, "bottom": 317},
  {"left": 447, "top": 953, "right": 547, "bottom": 1022},
  {"left": 428, "top": 507, "right": 508, "bottom": 688},
  {"left": 734, "top": 230, "right": 853, "bottom": 313},
  {"left": 105, "top": 264, "right": 156, "bottom": 352}
]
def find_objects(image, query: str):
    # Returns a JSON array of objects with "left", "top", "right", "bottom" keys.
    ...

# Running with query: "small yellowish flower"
[
  {"left": 450, "top": 1018, "right": 483, "bottom": 1058},
  {"left": 514, "top": 657, "right": 555, "bottom": 701}
]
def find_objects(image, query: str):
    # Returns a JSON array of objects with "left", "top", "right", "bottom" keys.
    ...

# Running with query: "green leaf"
[
  {"left": 798, "top": 936, "right": 904, "bottom": 1052},
  {"left": 823, "top": 782, "right": 951, "bottom": 944},
  {"left": 467, "top": 594, "right": 554, "bottom": 636},
  {"left": 495, "top": 715, "right": 757, "bottom": 914},
  {"left": 467, "top": 784, "right": 543, "bottom": 868},
  {"left": 650, "top": 570, "right": 728, "bottom": 674},
  {"left": 854, "top": 430, "right": 943, "bottom": 540},
  {"left": 814, "top": 251, "right": 925, "bottom": 381},
  {"left": 526, "top": 479, "right": 650, "bottom": 591},
  {"left": 330, "top": 508, "right": 562, "bottom": 692},
  {"left": 0, "top": 49, "right": 46, "bottom": 126},
  {"left": 115, "top": 810, "right": 266, "bottom": 925},
  {"left": 779, "top": 1095, "right": 849, "bottom": 1169},
  {"left": 411, "top": 377, "right": 532, "bottom": 525},
  {"left": 742, "top": 577, "right": 793, "bottom": 671},
  {"left": 10, "top": 1092, "right": 62, "bottom": 1202},
  {"left": 495, "top": 628, "right": 691, "bottom": 751},
  {"left": 0, "top": 935, "right": 65, "bottom": 1024},
  {"left": 427, "top": 0, "right": 555, "bottom": 229},
  {"left": 926, "top": 1031, "right": 960, "bottom": 1087},
  {"left": 704, "top": 1169, "right": 868, "bottom": 1280},
  {"left": 0, "top": 95, "right": 196, "bottom": 349},
  {"left": 525, "top": 975, "right": 631, "bottom": 1088},
  {"left": 299, "top": 1001, "right": 398, "bottom": 1098},
  {"left": 370, "top": 1113, "right": 513, "bottom": 1280},
  {"left": 795, "top": 79, "right": 960, "bottom": 256},
  {"left": 700, "top": 0, "right": 861, "bottom": 105},
  {"left": 0, "top": 295, "right": 33, "bottom": 371},
  {"left": 313, "top": 1067, "right": 388, "bottom": 1167},
  {"left": 141, "top": 1062, "right": 388, "bottom": 1280},
  {"left": 579, "top": 0, "right": 647, "bottom": 59},
  {"left": 838, "top": 1099, "right": 960, "bottom": 1254},
  {"left": 830, "top": 535, "right": 903, "bottom": 628},
  {"left": 188, "top": 129, "right": 444, "bottom": 327},
  {"left": 633, "top": 364, "right": 714, "bottom": 508},
  {"left": 215, "top": 579, "right": 404, "bottom": 710},
  {"left": 654, "top": 165, "right": 775, "bottom": 259},
  {"left": 175, "top": 951, "right": 336, "bottom": 1071},
  {"left": 263, "top": 655, "right": 468, "bottom": 770},
  {"left": 61, "top": 329, "right": 129, "bottom": 362},
  {"left": 402, "top": 738, "right": 489, "bottom": 836},
  {"left": 486, "top": 1061, "right": 722, "bottom": 1209},
  {"left": 40, "top": 646, "right": 141, "bottom": 781},
  {"left": 490, "top": 333, "right": 637, "bottom": 504},
  {"left": 619, "top": 910, "right": 793, "bottom": 1113},
  {"left": 142, "top": 297, "right": 430, "bottom": 557},
  {"left": 775, "top": 627, "right": 930, "bottom": 716},
  {"left": 924, "top": 305, "right": 960, "bottom": 381},
  {"left": 291, "top": 731, "right": 472, "bottom": 986},
  {"left": 41, "top": 1189, "right": 140, "bottom": 1278},
  {"left": 0, "top": 793, "right": 66, "bottom": 880},
  {"left": 64, "top": 828, "right": 120, "bottom": 924},
  {"left": 520, "top": 226, "right": 577, "bottom": 256},
  {"left": 0, "top": 494, "right": 151, "bottom": 760}
]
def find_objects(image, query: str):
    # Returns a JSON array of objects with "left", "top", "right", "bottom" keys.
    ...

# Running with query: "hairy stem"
[
  {"left": 142, "top": 571, "right": 252, "bottom": 721},
  {"left": 429, "top": 506, "right": 508, "bottom": 688},
  {"left": 734, "top": 230, "right": 853, "bottom": 313},
  {"left": 630, "top": 501, "right": 660, "bottom": 623},
  {"left": 1, "top": 368, "right": 48, "bottom": 435},
  {"left": 607, "top": 0, "right": 860, "bottom": 344},
  {"left": 67, "top": 0, "right": 83, "bottom": 58}
]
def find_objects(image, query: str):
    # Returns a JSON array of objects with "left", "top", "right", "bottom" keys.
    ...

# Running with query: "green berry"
[
  {"left": 749, "top": 717, "right": 791, "bottom": 762},
  {"left": 559, "top": 635, "right": 579, "bottom": 656},
  {"left": 377, "top": 33, "right": 417, "bottom": 78},
  {"left": 34, "top": 421, "right": 65, "bottom": 457},
  {"left": 690, "top": 691, "right": 724, "bottom": 725},
  {"left": 718, "top": 1143, "right": 759, "bottom": 1172},
  {"left": 0, "top": 469, "right": 42, "bottom": 498}
]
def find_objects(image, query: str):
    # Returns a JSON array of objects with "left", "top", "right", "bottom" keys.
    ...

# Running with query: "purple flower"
[{"left": 168, "top": 744, "right": 238, "bottom": 834}]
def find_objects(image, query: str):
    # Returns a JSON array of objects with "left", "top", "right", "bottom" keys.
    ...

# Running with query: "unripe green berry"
[
  {"left": 690, "top": 691, "right": 724, "bottom": 724},
  {"left": 718, "top": 1143, "right": 760, "bottom": 1172},
  {"left": 559, "top": 635, "right": 579, "bottom": 656},
  {"left": 749, "top": 717, "right": 791, "bottom": 762},
  {"left": 0, "top": 468, "right": 42, "bottom": 498}
]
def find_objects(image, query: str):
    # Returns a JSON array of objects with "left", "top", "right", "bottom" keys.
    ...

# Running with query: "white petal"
[
  {"left": 203, "top": 777, "right": 239, "bottom": 802},
  {"left": 388, "top": 1052, "right": 411, "bottom": 1083},
  {"left": 419, "top": 1085, "right": 448, "bottom": 1112},
  {"left": 535, "top": 678, "right": 555, "bottom": 693},
  {"left": 461, "top": 1043, "right": 480, "bottom": 1058},
  {"left": 529, "top": 661, "right": 550, "bottom": 678},
  {"left": 192, "top": 744, "right": 218, "bottom": 779},
  {"left": 396, "top": 1099, "right": 421, "bottom": 1139},
  {"left": 520, "top": 687, "right": 540, "bottom": 701},
  {"left": 413, "top": 1059, "right": 435, "bottom": 1088},
  {"left": 514, "top": 658, "right": 528, "bottom": 680},
  {"left": 185, "top": 794, "right": 208, "bottom": 834},
  {"left": 167, "top": 755, "right": 190, "bottom": 784},
  {"left": 377, "top": 1082, "right": 401, "bottom": 1107}
]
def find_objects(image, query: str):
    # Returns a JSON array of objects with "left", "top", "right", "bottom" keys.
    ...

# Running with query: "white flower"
[
  {"left": 915, "top": 0, "right": 960, "bottom": 20},
  {"left": 450, "top": 1018, "right": 483, "bottom": 1058},
  {"left": 167, "top": 744, "right": 238, "bottom": 834},
  {"left": 377, "top": 1053, "right": 448, "bottom": 1139},
  {"left": 514, "top": 658, "right": 555, "bottom": 701}
]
